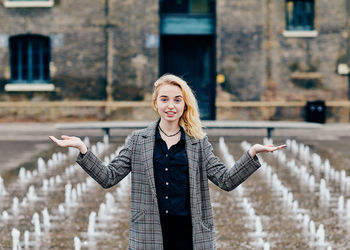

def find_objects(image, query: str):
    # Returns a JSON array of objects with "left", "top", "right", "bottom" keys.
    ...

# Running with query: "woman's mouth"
[{"left": 166, "top": 111, "right": 176, "bottom": 117}]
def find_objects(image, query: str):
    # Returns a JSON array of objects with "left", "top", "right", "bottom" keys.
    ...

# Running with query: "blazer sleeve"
[
  {"left": 202, "top": 136, "right": 261, "bottom": 191},
  {"left": 76, "top": 133, "right": 135, "bottom": 189}
]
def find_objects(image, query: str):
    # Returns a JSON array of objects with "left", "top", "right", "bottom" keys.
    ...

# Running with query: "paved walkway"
[{"left": 1, "top": 121, "right": 350, "bottom": 174}]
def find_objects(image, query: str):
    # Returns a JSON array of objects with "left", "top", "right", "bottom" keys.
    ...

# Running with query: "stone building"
[{"left": 0, "top": 0, "right": 348, "bottom": 122}]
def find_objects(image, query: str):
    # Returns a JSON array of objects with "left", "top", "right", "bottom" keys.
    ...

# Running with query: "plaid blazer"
[{"left": 76, "top": 120, "right": 261, "bottom": 250}]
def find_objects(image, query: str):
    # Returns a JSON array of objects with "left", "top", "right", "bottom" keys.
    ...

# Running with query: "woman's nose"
[{"left": 168, "top": 102, "right": 175, "bottom": 108}]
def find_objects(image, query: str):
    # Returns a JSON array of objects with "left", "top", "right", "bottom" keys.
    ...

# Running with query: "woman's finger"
[
  {"left": 271, "top": 144, "right": 286, "bottom": 151},
  {"left": 49, "top": 136, "right": 58, "bottom": 143}
]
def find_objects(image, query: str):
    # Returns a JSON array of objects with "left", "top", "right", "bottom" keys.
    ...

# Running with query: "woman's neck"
[{"left": 159, "top": 119, "right": 180, "bottom": 133}]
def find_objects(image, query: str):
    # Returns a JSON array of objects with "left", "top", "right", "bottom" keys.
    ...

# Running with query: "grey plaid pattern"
[{"left": 76, "top": 120, "right": 261, "bottom": 250}]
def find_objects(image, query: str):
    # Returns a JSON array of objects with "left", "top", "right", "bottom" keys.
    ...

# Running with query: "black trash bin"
[{"left": 305, "top": 100, "right": 326, "bottom": 123}]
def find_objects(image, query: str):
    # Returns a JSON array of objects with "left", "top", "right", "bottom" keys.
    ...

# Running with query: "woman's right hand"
[{"left": 49, "top": 135, "right": 88, "bottom": 154}]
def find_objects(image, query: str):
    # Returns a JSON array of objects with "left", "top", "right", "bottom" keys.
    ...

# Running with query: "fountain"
[
  {"left": 346, "top": 199, "right": 350, "bottom": 219},
  {"left": 49, "top": 177, "right": 55, "bottom": 188},
  {"left": 292, "top": 200, "right": 299, "bottom": 213},
  {"left": 37, "top": 157, "right": 46, "bottom": 174},
  {"left": 319, "top": 179, "right": 331, "bottom": 204},
  {"left": 303, "top": 214, "right": 310, "bottom": 230},
  {"left": 218, "top": 137, "right": 235, "bottom": 166},
  {"left": 83, "top": 136, "right": 90, "bottom": 148},
  {"left": 103, "top": 134, "right": 109, "bottom": 146},
  {"left": 309, "top": 220, "right": 316, "bottom": 239},
  {"left": 0, "top": 176, "right": 7, "bottom": 195},
  {"left": 98, "top": 203, "right": 107, "bottom": 221},
  {"left": 76, "top": 183, "right": 82, "bottom": 197},
  {"left": 87, "top": 211, "right": 97, "bottom": 236},
  {"left": 105, "top": 192, "right": 117, "bottom": 213},
  {"left": 11, "top": 228, "right": 21, "bottom": 250},
  {"left": 12, "top": 197, "right": 19, "bottom": 214},
  {"left": 74, "top": 236, "right": 81, "bottom": 250},
  {"left": 316, "top": 224, "right": 325, "bottom": 244},
  {"left": 337, "top": 196, "right": 344, "bottom": 213},
  {"left": 20, "top": 197, "right": 28, "bottom": 207},
  {"left": 26, "top": 185, "right": 38, "bottom": 201},
  {"left": 247, "top": 207, "right": 256, "bottom": 221},
  {"left": 42, "top": 208, "right": 51, "bottom": 229},
  {"left": 18, "top": 167, "right": 28, "bottom": 182},
  {"left": 24, "top": 230, "right": 29, "bottom": 248},
  {"left": 68, "top": 147, "right": 79, "bottom": 157},
  {"left": 42, "top": 179, "right": 49, "bottom": 191},
  {"left": 2, "top": 210, "right": 10, "bottom": 220},
  {"left": 31, "top": 213, "right": 41, "bottom": 236},
  {"left": 264, "top": 242, "right": 270, "bottom": 250},
  {"left": 249, "top": 216, "right": 267, "bottom": 238},
  {"left": 308, "top": 175, "right": 315, "bottom": 192},
  {"left": 55, "top": 175, "right": 62, "bottom": 184},
  {"left": 104, "top": 155, "right": 110, "bottom": 165},
  {"left": 2, "top": 134, "right": 347, "bottom": 248},
  {"left": 71, "top": 188, "right": 78, "bottom": 204},
  {"left": 65, "top": 183, "right": 72, "bottom": 206}
]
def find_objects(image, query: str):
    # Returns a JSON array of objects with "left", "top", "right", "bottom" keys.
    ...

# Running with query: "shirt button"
[
  {"left": 165, "top": 154, "right": 168, "bottom": 157},
  {"left": 165, "top": 196, "right": 168, "bottom": 199},
  {"left": 166, "top": 182, "right": 169, "bottom": 185},
  {"left": 165, "top": 168, "right": 168, "bottom": 171},
  {"left": 165, "top": 210, "right": 168, "bottom": 214}
]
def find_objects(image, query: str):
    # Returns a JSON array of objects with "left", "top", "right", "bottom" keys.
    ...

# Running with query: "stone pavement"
[{"left": 1, "top": 121, "right": 350, "bottom": 174}]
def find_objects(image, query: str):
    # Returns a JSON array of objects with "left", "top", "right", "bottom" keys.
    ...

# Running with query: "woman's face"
[{"left": 156, "top": 84, "right": 185, "bottom": 123}]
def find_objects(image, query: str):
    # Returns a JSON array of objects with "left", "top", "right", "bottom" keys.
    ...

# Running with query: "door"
[{"left": 160, "top": 35, "right": 215, "bottom": 120}]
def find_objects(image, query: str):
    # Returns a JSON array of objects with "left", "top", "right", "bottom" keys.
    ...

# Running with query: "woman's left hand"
[{"left": 249, "top": 144, "right": 286, "bottom": 158}]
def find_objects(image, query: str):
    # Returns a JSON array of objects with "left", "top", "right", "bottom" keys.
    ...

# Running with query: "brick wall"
[
  {"left": 0, "top": 0, "right": 348, "bottom": 122},
  {"left": 216, "top": 0, "right": 348, "bottom": 103}
]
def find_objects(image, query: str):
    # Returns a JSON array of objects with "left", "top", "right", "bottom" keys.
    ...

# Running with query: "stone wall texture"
[{"left": 0, "top": 0, "right": 348, "bottom": 122}]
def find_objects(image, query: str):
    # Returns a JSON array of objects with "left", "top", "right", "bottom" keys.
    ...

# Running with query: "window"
[
  {"left": 9, "top": 34, "right": 50, "bottom": 83},
  {"left": 286, "top": 0, "right": 314, "bottom": 31},
  {"left": 4, "top": 0, "right": 54, "bottom": 8},
  {"left": 160, "top": 0, "right": 215, "bottom": 14}
]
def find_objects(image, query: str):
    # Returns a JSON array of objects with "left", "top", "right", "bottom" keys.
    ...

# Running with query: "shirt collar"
[{"left": 155, "top": 125, "right": 186, "bottom": 143}]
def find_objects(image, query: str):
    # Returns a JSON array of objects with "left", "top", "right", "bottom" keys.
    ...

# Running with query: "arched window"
[
  {"left": 286, "top": 0, "right": 315, "bottom": 31},
  {"left": 9, "top": 34, "right": 50, "bottom": 83}
]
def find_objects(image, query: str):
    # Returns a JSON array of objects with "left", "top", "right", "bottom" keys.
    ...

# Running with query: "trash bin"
[{"left": 305, "top": 100, "right": 326, "bottom": 123}]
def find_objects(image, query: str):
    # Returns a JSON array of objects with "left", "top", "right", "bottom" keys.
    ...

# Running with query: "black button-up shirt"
[{"left": 153, "top": 126, "right": 191, "bottom": 216}]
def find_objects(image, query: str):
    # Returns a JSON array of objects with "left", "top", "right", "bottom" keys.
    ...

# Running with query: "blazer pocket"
[
  {"left": 131, "top": 210, "right": 145, "bottom": 223},
  {"left": 200, "top": 220, "right": 214, "bottom": 232}
]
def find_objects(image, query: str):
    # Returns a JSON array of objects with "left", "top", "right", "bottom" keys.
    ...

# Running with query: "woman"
[{"left": 50, "top": 74, "right": 286, "bottom": 250}]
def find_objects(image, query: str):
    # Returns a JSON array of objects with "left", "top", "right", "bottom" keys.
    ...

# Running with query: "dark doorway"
[{"left": 160, "top": 35, "right": 215, "bottom": 120}]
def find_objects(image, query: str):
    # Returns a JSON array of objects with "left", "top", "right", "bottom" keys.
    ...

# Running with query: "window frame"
[
  {"left": 160, "top": 0, "right": 215, "bottom": 15},
  {"left": 3, "top": 0, "right": 54, "bottom": 8},
  {"left": 9, "top": 34, "right": 51, "bottom": 84},
  {"left": 285, "top": 0, "right": 315, "bottom": 31}
]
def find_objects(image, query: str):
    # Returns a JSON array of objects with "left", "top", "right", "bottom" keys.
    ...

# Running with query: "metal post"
[
  {"left": 103, "top": 128, "right": 110, "bottom": 138},
  {"left": 267, "top": 127, "right": 274, "bottom": 138}
]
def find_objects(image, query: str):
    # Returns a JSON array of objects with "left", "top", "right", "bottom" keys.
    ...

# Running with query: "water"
[
  {"left": 1, "top": 135, "right": 350, "bottom": 249},
  {"left": 0, "top": 138, "right": 130, "bottom": 249}
]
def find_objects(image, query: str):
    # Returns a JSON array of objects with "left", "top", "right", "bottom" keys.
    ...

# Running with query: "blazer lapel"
[
  {"left": 141, "top": 121, "right": 158, "bottom": 198},
  {"left": 186, "top": 134, "right": 199, "bottom": 214}
]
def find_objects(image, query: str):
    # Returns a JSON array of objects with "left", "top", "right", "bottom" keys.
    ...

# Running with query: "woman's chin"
[{"left": 162, "top": 116, "right": 179, "bottom": 122}]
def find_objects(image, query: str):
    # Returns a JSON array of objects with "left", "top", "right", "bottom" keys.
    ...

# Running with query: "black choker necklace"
[{"left": 158, "top": 126, "right": 181, "bottom": 137}]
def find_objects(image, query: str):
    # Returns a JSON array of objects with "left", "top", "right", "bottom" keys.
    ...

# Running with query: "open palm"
[
  {"left": 253, "top": 144, "right": 286, "bottom": 154},
  {"left": 49, "top": 135, "right": 84, "bottom": 149}
]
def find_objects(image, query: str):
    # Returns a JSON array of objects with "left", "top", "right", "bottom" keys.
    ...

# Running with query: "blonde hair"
[{"left": 152, "top": 74, "right": 206, "bottom": 140}]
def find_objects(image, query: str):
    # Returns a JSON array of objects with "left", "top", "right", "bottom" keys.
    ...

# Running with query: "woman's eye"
[
  {"left": 161, "top": 98, "right": 167, "bottom": 102},
  {"left": 175, "top": 99, "right": 181, "bottom": 103}
]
